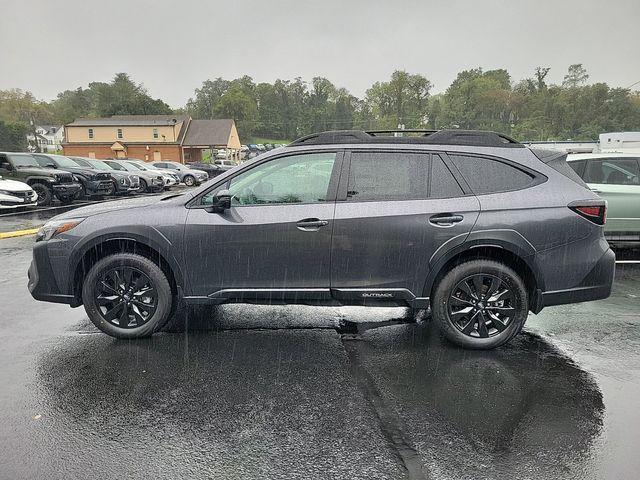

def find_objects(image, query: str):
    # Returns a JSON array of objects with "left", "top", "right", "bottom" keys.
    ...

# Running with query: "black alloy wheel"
[
  {"left": 137, "top": 178, "right": 148, "bottom": 193},
  {"left": 31, "top": 183, "right": 53, "bottom": 206},
  {"left": 95, "top": 267, "right": 157, "bottom": 329},
  {"left": 448, "top": 274, "right": 515, "bottom": 338}
]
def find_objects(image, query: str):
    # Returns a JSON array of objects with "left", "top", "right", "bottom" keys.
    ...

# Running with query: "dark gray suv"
[{"left": 28, "top": 130, "right": 615, "bottom": 349}]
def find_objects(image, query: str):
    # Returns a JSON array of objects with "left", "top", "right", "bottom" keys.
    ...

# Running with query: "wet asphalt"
[{"left": 0, "top": 210, "right": 639, "bottom": 479}]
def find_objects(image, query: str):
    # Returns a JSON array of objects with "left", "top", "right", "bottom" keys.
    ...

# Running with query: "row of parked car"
[{"left": 0, "top": 152, "right": 224, "bottom": 209}]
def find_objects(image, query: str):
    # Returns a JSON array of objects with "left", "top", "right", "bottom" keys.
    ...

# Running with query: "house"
[
  {"left": 62, "top": 115, "right": 241, "bottom": 162},
  {"left": 27, "top": 125, "right": 64, "bottom": 152}
]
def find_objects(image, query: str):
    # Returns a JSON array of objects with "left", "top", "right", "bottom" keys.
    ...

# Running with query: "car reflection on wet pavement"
[{"left": 1, "top": 234, "right": 639, "bottom": 479}]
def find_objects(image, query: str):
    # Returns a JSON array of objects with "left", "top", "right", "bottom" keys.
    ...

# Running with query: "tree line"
[{"left": 1, "top": 65, "right": 639, "bottom": 151}]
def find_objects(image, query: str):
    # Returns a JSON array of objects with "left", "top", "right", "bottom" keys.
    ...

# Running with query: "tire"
[
  {"left": 137, "top": 178, "right": 148, "bottom": 193},
  {"left": 31, "top": 182, "right": 53, "bottom": 206},
  {"left": 104, "top": 182, "right": 116, "bottom": 196},
  {"left": 183, "top": 175, "right": 195, "bottom": 186},
  {"left": 82, "top": 253, "right": 173, "bottom": 339},
  {"left": 75, "top": 183, "right": 87, "bottom": 200},
  {"left": 432, "top": 259, "right": 528, "bottom": 349}
]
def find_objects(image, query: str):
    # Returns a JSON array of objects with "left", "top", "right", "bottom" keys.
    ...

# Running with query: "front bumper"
[
  {"left": 52, "top": 182, "right": 82, "bottom": 198},
  {"left": 0, "top": 191, "right": 38, "bottom": 209},
  {"left": 28, "top": 240, "right": 77, "bottom": 306},
  {"left": 533, "top": 248, "right": 616, "bottom": 312},
  {"left": 85, "top": 179, "right": 114, "bottom": 196}
]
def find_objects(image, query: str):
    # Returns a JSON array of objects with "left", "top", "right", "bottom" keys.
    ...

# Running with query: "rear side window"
[
  {"left": 347, "top": 152, "right": 428, "bottom": 201},
  {"left": 431, "top": 155, "right": 464, "bottom": 198},
  {"left": 583, "top": 158, "right": 640, "bottom": 185},
  {"left": 450, "top": 154, "right": 534, "bottom": 194}
]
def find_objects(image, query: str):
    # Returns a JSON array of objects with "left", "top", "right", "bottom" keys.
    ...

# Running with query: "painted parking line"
[
  {"left": 616, "top": 260, "right": 640, "bottom": 264},
  {"left": 0, "top": 228, "right": 40, "bottom": 239}
]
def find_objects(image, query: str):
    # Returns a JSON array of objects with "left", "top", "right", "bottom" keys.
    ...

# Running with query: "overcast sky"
[{"left": 2, "top": 0, "right": 639, "bottom": 108}]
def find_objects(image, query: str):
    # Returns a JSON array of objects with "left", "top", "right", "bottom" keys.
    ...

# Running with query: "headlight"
[
  {"left": 53, "top": 174, "right": 60, "bottom": 182},
  {"left": 73, "top": 174, "right": 81, "bottom": 182},
  {"left": 120, "top": 178, "right": 126, "bottom": 184},
  {"left": 36, "top": 218, "right": 84, "bottom": 242},
  {"left": 0, "top": 190, "right": 9, "bottom": 196}
]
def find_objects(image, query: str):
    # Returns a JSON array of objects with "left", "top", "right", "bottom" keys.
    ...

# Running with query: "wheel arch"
[
  {"left": 423, "top": 233, "right": 543, "bottom": 312},
  {"left": 70, "top": 232, "right": 184, "bottom": 306}
]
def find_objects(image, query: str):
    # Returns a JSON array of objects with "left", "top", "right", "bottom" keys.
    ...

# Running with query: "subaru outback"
[{"left": 28, "top": 130, "right": 615, "bottom": 349}]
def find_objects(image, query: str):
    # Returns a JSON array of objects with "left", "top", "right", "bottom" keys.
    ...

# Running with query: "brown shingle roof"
[
  {"left": 182, "top": 119, "right": 235, "bottom": 147},
  {"left": 67, "top": 115, "right": 189, "bottom": 127}
]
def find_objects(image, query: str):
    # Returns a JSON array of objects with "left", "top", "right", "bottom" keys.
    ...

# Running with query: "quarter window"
[
  {"left": 202, "top": 152, "right": 336, "bottom": 206},
  {"left": 583, "top": 158, "right": 640, "bottom": 185},
  {"left": 347, "top": 152, "right": 429, "bottom": 201},
  {"left": 450, "top": 154, "right": 534, "bottom": 194},
  {"left": 431, "top": 155, "right": 464, "bottom": 198}
]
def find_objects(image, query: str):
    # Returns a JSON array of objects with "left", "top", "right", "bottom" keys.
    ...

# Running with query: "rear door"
[
  {"left": 330, "top": 150, "right": 480, "bottom": 304},
  {"left": 582, "top": 157, "right": 640, "bottom": 237}
]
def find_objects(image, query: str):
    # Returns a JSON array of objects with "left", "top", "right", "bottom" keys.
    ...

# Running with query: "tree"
[
  {"left": 0, "top": 120, "right": 28, "bottom": 151},
  {"left": 562, "top": 64, "right": 589, "bottom": 88}
]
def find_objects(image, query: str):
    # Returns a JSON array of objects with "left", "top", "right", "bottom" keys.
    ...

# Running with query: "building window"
[
  {"left": 88, "top": 128, "right": 94, "bottom": 139},
  {"left": 117, "top": 128, "right": 123, "bottom": 139},
  {"left": 153, "top": 128, "right": 158, "bottom": 139}
]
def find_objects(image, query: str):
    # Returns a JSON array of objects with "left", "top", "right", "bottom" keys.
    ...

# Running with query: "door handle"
[
  {"left": 429, "top": 214, "right": 464, "bottom": 226},
  {"left": 296, "top": 218, "right": 329, "bottom": 231}
]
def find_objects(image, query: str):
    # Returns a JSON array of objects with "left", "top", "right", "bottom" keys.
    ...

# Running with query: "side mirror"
[{"left": 206, "top": 189, "right": 232, "bottom": 213}]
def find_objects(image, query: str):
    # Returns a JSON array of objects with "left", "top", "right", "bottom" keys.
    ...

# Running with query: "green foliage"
[
  {"left": 0, "top": 120, "right": 28, "bottom": 151},
  {"left": 1, "top": 67, "right": 639, "bottom": 146}
]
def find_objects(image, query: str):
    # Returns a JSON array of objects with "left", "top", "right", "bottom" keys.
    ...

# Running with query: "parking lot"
[{"left": 0, "top": 199, "right": 639, "bottom": 480}]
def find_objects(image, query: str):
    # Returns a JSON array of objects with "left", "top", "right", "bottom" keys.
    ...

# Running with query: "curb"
[{"left": 0, "top": 228, "right": 40, "bottom": 239}]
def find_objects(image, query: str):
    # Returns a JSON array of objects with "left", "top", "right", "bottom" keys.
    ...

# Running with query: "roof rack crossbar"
[{"left": 287, "top": 130, "right": 523, "bottom": 148}]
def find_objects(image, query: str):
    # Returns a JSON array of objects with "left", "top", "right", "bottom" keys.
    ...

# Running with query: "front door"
[
  {"left": 183, "top": 151, "right": 342, "bottom": 302},
  {"left": 330, "top": 151, "right": 480, "bottom": 304}
]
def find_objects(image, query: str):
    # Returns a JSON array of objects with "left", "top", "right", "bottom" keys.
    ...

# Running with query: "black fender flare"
[
  {"left": 422, "top": 228, "right": 544, "bottom": 297},
  {"left": 25, "top": 175, "right": 55, "bottom": 185},
  {"left": 68, "top": 226, "right": 185, "bottom": 294}
]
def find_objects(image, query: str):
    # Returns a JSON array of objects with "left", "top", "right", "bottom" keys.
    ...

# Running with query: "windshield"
[
  {"left": 123, "top": 162, "right": 145, "bottom": 171},
  {"left": 47, "top": 155, "right": 81, "bottom": 168},
  {"left": 7, "top": 154, "right": 40, "bottom": 167},
  {"left": 103, "top": 161, "right": 126, "bottom": 171},
  {"left": 86, "top": 160, "right": 112, "bottom": 171}
]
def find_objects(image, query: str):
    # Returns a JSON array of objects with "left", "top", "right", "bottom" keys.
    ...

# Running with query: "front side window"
[
  {"left": 450, "top": 154, "right": 534, "bottom": 194},
  {"left": 583, "top": 158, "right": 640, "bottom": 185},
  {"left": 202, "top": 152, "right": 336, "bottom": 206},
  {"left": 347, "top": 151, "right": 429, "bottom": 201}
]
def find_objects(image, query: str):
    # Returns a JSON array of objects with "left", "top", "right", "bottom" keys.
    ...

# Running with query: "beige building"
[{"left": 63, "top": 115, "right": 241, "bottom": 163}]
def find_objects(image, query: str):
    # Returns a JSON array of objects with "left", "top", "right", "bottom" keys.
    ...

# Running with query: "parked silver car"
[
  {"left": 149, "top": 161, "right": 208, "bottom": 186},
  {"left": 102, "top": 160, "right": 164, "bottom": 193}
]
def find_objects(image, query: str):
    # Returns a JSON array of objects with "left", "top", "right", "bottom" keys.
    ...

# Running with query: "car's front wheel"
[
  {"left": 432, "top": 259, "right": 528, "bottom": 349},
  {"left": 137, "top": 178, "right": 148, "bottom": 193},
  {"left": 31, "top": 182, "right": 53, "bottom": 206},
  {"left": 82, "top": 253, "right": 173, "bottom": 339},
  {"left": 183, "top": 174, "right": 195, "bottom": 186}
]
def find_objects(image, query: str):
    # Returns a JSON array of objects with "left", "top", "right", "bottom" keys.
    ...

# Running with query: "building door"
[{"left": 153, "top": 151, "right": 162, "bottom": 161}]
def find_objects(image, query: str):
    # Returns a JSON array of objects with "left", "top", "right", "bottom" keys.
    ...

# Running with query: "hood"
[
  {"left": 188, "top": 169, "right": 207, "bottom": 175},
  {"left": 15, "top": 166, "right": 58, "bottom": 177},
  {"left": 0, "top": 178, "right": 33, "bottom": 192},
  {"left": 52, "top": 194, "right": 178, "bottom": 220}
]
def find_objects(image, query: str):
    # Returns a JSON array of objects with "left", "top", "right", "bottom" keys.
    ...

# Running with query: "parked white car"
[
  {"left": 121, "top": 159, "right": 180, "bottom": 189},
  {"left": 0, "top": 176, "right": 38, "bottom": 210}
]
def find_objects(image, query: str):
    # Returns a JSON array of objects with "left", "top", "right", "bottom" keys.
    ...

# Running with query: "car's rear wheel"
[
  {"left": 31, "top": 182, "right": 53, "bottom": 206},
  {"left": 432, "top": 259, "right": 528, "bottom": 349},
  {"left": 82, "top": 253, "right": 172, "bottom": 339},
  {"left": 183, "top": 174, "right": 195, "bottom": 186}
]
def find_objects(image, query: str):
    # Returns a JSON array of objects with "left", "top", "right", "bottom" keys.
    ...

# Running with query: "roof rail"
[{"left": 288, "top": 129, "right": 523, "bottom": 148}]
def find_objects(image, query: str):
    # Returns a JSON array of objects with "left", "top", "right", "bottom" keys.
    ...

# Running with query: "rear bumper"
[{"left": 534, "top": 248, "right": 615, "bottom": 311}]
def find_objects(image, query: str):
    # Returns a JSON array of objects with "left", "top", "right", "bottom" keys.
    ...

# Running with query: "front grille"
[
  {"left": 57, "top": 173, "right": 74, "bottom": 183},
  {"left": 96, "top": 172, "right": 111, "bottom": 180},
  {"left": 8, "top": 191, "right": 31, "bottom": 200}
]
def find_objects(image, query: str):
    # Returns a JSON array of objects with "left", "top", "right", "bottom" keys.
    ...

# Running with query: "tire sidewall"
[
  {"left": 32, "top": 182, "right": 52, "bottom": 206},
  {"left": 433, "top": 260, "right": 528, "bottom": 349},
  {"left": 82, "top": 253, "right": 172, "bottom": 339},
  {"left": 183, "top": 175, "right": 195, "bottom": 186},
  {"left": 138, "top": 179, "right": 148, "bottom": 193}
]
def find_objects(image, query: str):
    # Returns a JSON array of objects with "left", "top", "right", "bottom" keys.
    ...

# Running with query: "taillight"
[{"left": 569, "top": 202, "right": 607, "bottom": 225}]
